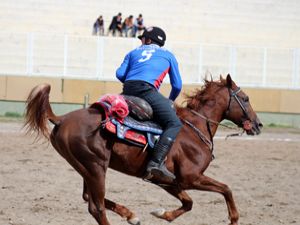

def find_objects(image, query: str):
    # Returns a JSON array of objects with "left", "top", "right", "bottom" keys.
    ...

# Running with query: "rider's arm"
[
  {"left": 116, "top": 53, "right": 130, "bottom": 83},
  {"left": 168, "top": 56, "right": 182, "bottom": 101}
]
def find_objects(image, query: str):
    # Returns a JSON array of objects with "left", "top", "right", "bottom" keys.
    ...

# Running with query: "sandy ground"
[{"left": 0, "top": 121, "right": 300, "bottom": 225}]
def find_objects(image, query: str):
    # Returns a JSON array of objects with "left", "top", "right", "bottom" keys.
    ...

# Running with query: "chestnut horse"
[{"left": 24, "top": 75, "right": 262, "bottom": 225}]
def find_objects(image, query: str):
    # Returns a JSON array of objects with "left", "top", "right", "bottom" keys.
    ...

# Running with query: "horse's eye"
[{"left": 244, "top": 96, "right": 249, "bottom": 102}]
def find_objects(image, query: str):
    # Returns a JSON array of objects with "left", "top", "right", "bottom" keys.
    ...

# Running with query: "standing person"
[
  {"left": 122, "top": 15, "right": 134, "bottom": 37},
  {"left": 108, "top": 12, "right": 122, "bottom": 36},
  {"left": 116, "top": 27, "right": 182, "bottom": 180},
  {"left": 92, "top": 15, "right": 104, "bottom": 36},
  {"left": 133, "top": 14, "right": 145, "bottom": 37}
]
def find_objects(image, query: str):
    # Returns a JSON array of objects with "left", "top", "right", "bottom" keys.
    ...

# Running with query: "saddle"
[{"left": 92, "top": 94, "right": 162, "bottom": 147}]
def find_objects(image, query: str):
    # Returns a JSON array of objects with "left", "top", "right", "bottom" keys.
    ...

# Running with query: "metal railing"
[{"left": 0, "top": 32, "right": 299, "bottom": 89}]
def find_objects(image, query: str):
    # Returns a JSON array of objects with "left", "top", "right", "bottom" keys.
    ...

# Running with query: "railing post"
[
  {"left": 292, "top": 48, "right": 300, "bottom": 89},
  {"left": 26, "top": 33, "right": 34, "bottom": 75},
  {"left": 84, "top": 93, "right": 89, "bottom": 108},
  {"left": 132, "top": 38, "right": 137, "bottom": 49},
  {"left": 262, "top": 47, "right": 268, "bottom": 87},
  {"left": 198, "top": 45, "right": 203, "bottom": 83},
  {"left": 229, "top": 46, "right": 237, "bottom": 79},
  {"left": 96, "top": 36, "right": 104, "bottom": 79},
  {"left": 63, "top": 34, "right": 68, "bottom": 77}
]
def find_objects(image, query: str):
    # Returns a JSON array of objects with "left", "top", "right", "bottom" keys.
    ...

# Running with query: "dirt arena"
[{"left": 0, "top": 121, "right": 299, "bottom": 225}]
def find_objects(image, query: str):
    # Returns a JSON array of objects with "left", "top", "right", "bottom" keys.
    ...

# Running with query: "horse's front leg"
[
  {"left": 150, "top": 186, "right": 193, "bottom": 222},
  {"left": 190, "top": 174, "right": 239, "bottom": 225}
]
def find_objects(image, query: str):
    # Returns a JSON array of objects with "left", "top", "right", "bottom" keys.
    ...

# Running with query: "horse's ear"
[{"left": 226, "top": 74, "right": 232, "bottom": 88}]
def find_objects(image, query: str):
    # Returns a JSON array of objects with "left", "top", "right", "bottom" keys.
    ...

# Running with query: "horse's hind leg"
[
  {"left": 191, "top": 175, "right": 239, "bottom": 225},
  {"left": 82, "top": 180, "right": 89, "bottom": 202},
  {"left": 85, "top": 169, "right": 110, "bottom": 225},
  {"left": 105, "top": 199, "right": 141, "bottom": 225},
  {"left": 83, "top": 180, "right": 140, "bottom": 225},
  {"left": 150, "top": 186, "right": 193, "bottom": 222}
]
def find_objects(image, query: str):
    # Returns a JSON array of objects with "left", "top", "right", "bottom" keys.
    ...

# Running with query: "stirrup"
[
  {"left": 145, "top": 163, "right": 176, "bottom": 180},
  {"left": 143, "top": 171, "right": 154, "bottom": 181},
  {"left": 151, "top": 166, "right": 176, "bottom": 180}
]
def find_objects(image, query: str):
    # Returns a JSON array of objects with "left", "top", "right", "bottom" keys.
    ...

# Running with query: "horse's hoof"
[
  {"left": 150, "top": 208, "right": 165, "bottom": 218},
  {"left": 128, "top": 217, "right": 140, "bottom": 225}
]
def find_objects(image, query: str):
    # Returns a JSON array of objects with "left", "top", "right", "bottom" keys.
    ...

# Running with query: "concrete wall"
[
  {"left": 1, "top": 75, "right": 299, "bottom": 114},
  {"left": 1, "top": 75, "right": 300, "bottom": 127}
]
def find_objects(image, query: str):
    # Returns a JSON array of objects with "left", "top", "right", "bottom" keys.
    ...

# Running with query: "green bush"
[
  {"left": 267, "top": 123, "right": 291, "bottom": 128},
  {"left": 4, "top": 112, "right": 22, "bottom": 118}
]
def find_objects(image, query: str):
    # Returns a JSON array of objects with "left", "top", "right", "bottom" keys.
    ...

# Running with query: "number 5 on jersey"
[{"left": 138, "top": 50, "right": 155, "bottom": 62}]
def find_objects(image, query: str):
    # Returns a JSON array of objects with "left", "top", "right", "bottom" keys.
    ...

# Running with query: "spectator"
[
  {"left": 122, "top": 15, "right": 134, "bottom": 37},
  {"left": 133, "top": 14, "right": 145, "bottom": 37},
  {"left": 92, "top": 15, "right": 104, "bottom": 36},
  {"left": 108, "top": 12, "right": 123, "bottom": 37}
]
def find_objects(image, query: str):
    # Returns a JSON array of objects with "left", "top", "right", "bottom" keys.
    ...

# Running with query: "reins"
[
  {"left": 190, "top": 109, "right": 245, "bottom": 138},
  {"left": 190, "top": 109, "right": 236, "bottom": 129}
]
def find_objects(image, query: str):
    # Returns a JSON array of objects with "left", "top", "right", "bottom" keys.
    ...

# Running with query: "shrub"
[{"left": 4, "top": 112, "right": 22, "bottom": 118}]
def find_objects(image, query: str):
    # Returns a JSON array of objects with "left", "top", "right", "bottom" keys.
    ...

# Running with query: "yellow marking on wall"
[{"left": 1, "top": 76, "right": 299, "bottom": 114}]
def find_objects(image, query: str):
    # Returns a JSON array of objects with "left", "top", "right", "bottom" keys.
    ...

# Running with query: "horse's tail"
[{"left": 24, "top": 83, "right": 61, "bottom": 140}]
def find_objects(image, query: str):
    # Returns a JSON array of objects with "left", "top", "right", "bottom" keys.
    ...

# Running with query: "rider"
[{"left": 116, "top": 26, "right": 182, "bottom": 180}]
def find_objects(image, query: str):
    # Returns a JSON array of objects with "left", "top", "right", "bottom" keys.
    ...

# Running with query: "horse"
[{"left": 24, "top": 74, "right": 262, "bottom": 225}]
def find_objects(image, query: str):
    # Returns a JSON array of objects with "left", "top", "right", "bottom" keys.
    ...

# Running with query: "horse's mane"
[{"left": 183, "top": 77, "right": 227, "bottom": 110}]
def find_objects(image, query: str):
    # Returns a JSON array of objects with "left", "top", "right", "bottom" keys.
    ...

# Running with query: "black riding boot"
[{"left": 145, "top": 137, "right": 176, "bottom": 180}]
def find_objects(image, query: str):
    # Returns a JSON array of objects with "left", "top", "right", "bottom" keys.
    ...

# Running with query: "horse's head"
[
  {"left": 184, "top": 74, "right": 262, "bottom": 135},
  {"left": 222, "top": 74, "right": 262, "bottom": 135}
]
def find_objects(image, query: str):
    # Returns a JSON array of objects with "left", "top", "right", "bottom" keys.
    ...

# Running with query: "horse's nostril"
[{"left": 258, "top": 123, "right": 263, "bottom": 128}]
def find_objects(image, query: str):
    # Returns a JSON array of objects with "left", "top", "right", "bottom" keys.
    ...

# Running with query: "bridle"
[
  {"left": 225, "top": 87, "right": 250, "bottom": 120},
  {"left": 188, "top": 86, "right": 251, "bottom": 129},
  {"left": 182, "top": 86, "right": 252, "bottom": 160}
]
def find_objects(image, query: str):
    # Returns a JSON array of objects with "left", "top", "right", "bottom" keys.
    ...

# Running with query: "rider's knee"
[{"left": 171, "top": 118, "right": 183, "bottom": 130}]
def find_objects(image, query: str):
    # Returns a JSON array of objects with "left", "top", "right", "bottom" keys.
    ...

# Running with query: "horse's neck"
[{"left": 196, "top": 105, "right": 224, "bottom": 136}]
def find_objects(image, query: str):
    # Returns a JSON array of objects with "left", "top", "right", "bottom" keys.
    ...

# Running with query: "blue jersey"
[{"left": 116, "top": 44, "right": 182, "bottom": 101}]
